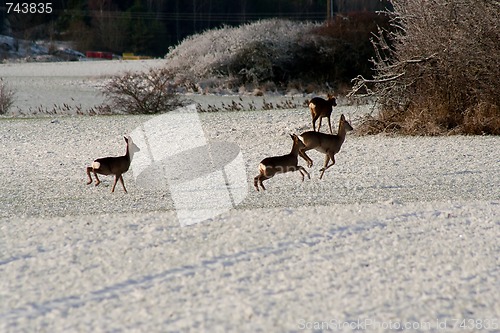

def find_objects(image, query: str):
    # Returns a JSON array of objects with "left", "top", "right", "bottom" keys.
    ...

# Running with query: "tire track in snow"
[{"left": 0, "top": 219, "right": 387, "bottom": 324}]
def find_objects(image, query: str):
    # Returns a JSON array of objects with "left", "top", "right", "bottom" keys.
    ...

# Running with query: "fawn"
[
  {"left": 254, "top": 134, "right": 310, "bottom": 191},
  {"left": 86, "top": 136, "right": 140, "bottom": 193}
]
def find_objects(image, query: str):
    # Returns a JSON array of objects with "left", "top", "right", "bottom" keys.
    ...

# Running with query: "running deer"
[
  {"left": 299, "top": 114, "right": 353, "bottom": 180},
  {"left": 86, "top": 136, "right": 140, "bottom": 193},
  {"left": 308, "top": 94, "right": 337, "bottom": 134},
  {"left": 254, "top": 134, "right": 310, "bottom": 191}
]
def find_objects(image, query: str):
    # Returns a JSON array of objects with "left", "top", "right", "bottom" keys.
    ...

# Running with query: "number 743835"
[{"left": 6, "top": 3, "right": 53, "bottom": 14}]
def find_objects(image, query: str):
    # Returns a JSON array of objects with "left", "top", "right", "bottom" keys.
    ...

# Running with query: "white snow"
[{"left": 0, "top": 60, "right": 499, "bottom": 332}]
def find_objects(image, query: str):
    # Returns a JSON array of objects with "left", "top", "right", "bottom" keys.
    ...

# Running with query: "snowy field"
[{"left": 1, "top": 60, "right": 499, "bottom": 332}]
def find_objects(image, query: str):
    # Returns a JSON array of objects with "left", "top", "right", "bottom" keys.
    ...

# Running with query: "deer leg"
[
  {"left": 111, "top": 175, "right": 119, "bottom": 193},
  {"left": 327, "top": 116, "right": 333, "bottom": 134},
  {"left": 319, "top": 153, "right": 336, "bottom": 179},
  {"left": 319, "top": 155, "right": 329, "bottom": 180},
  {"left": 259, "top": 175, "right": 267, "bottom": 191},
  {"left": 299, "top": 149, "right": 313, "bottom": 168},
  {"left": 254, "top": 174, "right": 269, "bottom": 191},
  {"left": 312, "top": 116, "right": 318, "bottom": 132},
  {"left": 298, "top": 166, "right": 310, "bottom": 181},
  {"left": 119, "top": 175, "right": 127, "bottom": 193},
  {"left": 298, "top": 168, "right": 305, "bottom": 181},
  {"left": 317, "top": 117, "right": 323, "bottom": 132},
  {"left": 93, "top": 171, "right": 101, "bottom": 186},
  {"left": 253, "top": 175, "right": 261, "bottom": 191},
  {"left": 86, "top": 167, "right": 93, "bottom": 185}
]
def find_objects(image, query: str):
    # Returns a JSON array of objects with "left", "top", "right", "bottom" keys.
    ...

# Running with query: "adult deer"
[
  {"left": 308, "top": 93, "right": 337, "bottom": 134},
  {"left": 86, "top": 136, "right": 140, "bottom": 193},
  {"left": 254, "top": 134, "right": 310, "bottom": 191},
  {"left": 299, "top": 114, "right": 353, "bottom": 179}
]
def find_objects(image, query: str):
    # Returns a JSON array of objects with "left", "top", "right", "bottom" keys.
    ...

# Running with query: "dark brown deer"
[
  {"left": 308, "top": 93, "right": 337, "bottom": 134},
  {"left": 299, "top": 114, "right": 353, "bottom": 179},
  {"left": 254, "top": 134, "right": 310, "bottom": 191},
  {"left": 86, "top": 136, "right": 140, "bottom": 193}
]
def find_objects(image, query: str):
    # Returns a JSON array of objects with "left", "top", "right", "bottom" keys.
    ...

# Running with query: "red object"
[{"left": 86, "top": 51, "right": 112, "bottom": 59}]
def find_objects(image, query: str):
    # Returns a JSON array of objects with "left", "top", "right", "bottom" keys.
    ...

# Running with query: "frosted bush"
[{"left": 165, "top": 19, "right": 318, "bottom": 91}]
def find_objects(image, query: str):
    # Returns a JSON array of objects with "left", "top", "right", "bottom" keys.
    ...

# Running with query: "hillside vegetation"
[{"left": 164, "top": 15, "right": 389, "bottom": 95}]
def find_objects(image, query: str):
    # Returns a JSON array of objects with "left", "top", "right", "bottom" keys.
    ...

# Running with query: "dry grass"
[
  {"left": 356, "top": 103, "right": 500, "bottom": 136},
  {"left": 461, "top": 103, "right": 500, "bottom": 135}
]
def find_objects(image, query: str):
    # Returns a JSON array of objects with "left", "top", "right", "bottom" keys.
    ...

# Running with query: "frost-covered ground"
[{"left": 1, "top": 60, "right": 499, "bottom": 332}]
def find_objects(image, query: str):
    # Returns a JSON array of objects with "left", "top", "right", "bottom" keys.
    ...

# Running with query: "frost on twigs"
[
  {"left": 102, "top": 67, "right": 183, "bottom": 114},
  {"left": 350, "top": 0, "right": 500, "bottom": 135}
]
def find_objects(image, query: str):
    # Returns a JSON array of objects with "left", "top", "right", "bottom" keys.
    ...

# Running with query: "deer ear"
[
  {"left": 340, "top": 114, "right": 345, "bottom": 120},
  {"left": 124, "top": 136, "right": 129, "bottom": 142}
]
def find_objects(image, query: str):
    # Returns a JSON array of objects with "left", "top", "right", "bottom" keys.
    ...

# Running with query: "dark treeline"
[{"left": 2, "top": 0, "right": 392, "bottom": 56}]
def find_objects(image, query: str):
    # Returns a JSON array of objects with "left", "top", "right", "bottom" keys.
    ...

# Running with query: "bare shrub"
[
  {"left": 102, "top": 68, "right": 182, "bottom": 114},
  {"left": 0, "top": 78, "right": 15, "bottom": 115},
  {"left": 351, "top": 0, "right": 500, "bottom": 135}
]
